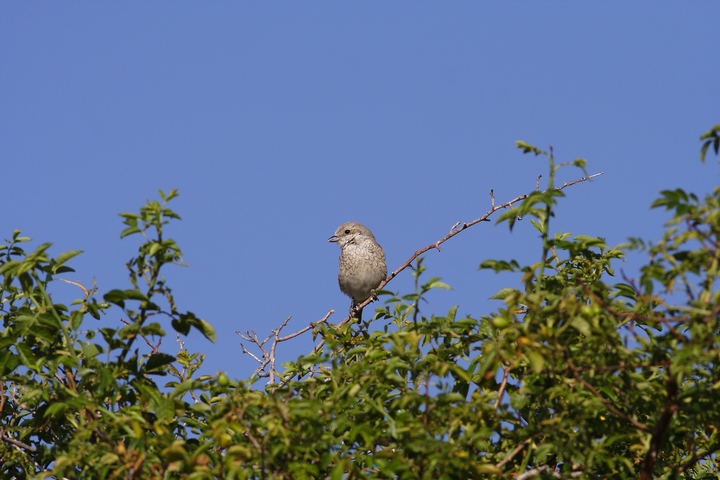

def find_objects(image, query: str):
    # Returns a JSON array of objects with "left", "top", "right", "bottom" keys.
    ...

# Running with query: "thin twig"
[
  {"left": 55, "top": 277, "right": 91, "bottom": 297},
  {"left": 267, "top": 317, "right": 292, "bottom": 384},
  {"left": 240, "top": 344, "right": 265, "bottom": 365},
  {"left": 239, "top": 311, "right": 333, "bottom": 383},
  {"left": 278, "top": 311, "right": 332, "bottom": 341}
]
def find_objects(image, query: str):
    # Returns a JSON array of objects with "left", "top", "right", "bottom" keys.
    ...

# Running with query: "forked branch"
[{"left": 238, "top": 311, "right": 334, "bottom": 383}]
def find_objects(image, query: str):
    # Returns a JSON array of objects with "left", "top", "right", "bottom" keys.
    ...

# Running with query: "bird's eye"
[{"left": 344, "top": 229, "right": 351, "bottom": 234}]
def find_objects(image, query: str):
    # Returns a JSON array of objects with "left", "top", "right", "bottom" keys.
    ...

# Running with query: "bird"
[{"left": 328, "top": 221, "right": 387, "bottom": 320}]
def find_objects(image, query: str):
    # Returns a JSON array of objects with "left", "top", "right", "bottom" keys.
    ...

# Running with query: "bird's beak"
[{"left": 328, "top": 235, "right": 339, "bottom": 243}]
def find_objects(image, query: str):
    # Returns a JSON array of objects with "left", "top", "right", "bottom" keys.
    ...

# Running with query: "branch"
[
  {"left": 494, "top": 367, "right": 510, "bottom": 410},
  {"left": 238, "top": 311, "right": 334, "bottom": 383},
  {"left": 55, "top": 277, "right": 93, "bottom": 297},
  {"left": 640, "top": 373, "right": 679, "bottom": 480},
  {"left": 678, "top": 442, "right": 720, "bottom": 473},
  {"left": 0, "top": 430, "right": 36, "bottom": 452}
]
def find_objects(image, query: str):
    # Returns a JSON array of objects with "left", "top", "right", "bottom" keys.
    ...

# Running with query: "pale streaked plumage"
[{"left": 328, "top": 221, "right": 387, "bottom": 320}]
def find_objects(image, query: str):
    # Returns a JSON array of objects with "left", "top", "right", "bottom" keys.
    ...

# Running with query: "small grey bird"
[{"left": 328, "top": 221, "right": 387, "bottom": 320}]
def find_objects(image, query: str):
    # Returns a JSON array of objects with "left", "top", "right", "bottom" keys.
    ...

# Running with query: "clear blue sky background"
[{"left": 2, "top": 3, "right": 719, "bottom": 381}]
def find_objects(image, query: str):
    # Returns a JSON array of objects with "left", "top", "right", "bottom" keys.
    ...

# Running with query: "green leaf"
[
  {"left": 479, "top": 259, "right": 520, "bottom": 272},
  {"left": 477, "top": 464, "right": 503, "bottom": 475},
  {"left": 140, "top": 323, "right": 166, "bottom": 336},
  {"left": 496, "top": 207, "right": 522, "bottom": 224},
  {"left": 103, "top": 289, "right": 126, "bottom": 308},
  {"left": 489, "top": 288, "right": 520, "bottom": 300},
  {"left": 515, "top": 140, "right": 544, "bottom": 156},
  {"left": 123, "top": 289, "right": 149, "bottom": 302},
  {"left": 161, "top": 443, "right": 188, "bottom": 463},
  {"left": 446, "top": 305, "right": 458, "bottom": 322},
  {"left": 144, "top": 353, "right": 176, "bottom": 373},
  {"left": 172, "top": 312, "right": 216, "bottom": 342},
  {"left": 53, "top": 266, "right": 76, "bottom": 274},
  {"left": 86, "top": 300, "right": 102, "bottom": 320},
  {"left": 527, "top": 351, "right": 545, "bottom": 374},
  {"left": 700, "top": 141, "right": 711, "bottom": 163},
  {"left": 18, "top": 272, "right": 34, "bottom": 293},
  {"left": 120, "top": 226, "right": 141, "bottom": 238},
  {"left": 54, "top": 249, "right": 83, "bottom": 268},
  {"left": 148, "top": 242, "right": 163, "bottom": 256},
  {"left": 0, "top": 350, "right": 21, "bottom": 375},
  {"left": 170, "top": 379, "right": 198, "bottom": 399},
  {"left": 699, "top": 124, "right": 720, "bottom": 163},
  {"left": 573, "top": 235, "right": 606, "bottom": 247},
  {"left": 426, "top": 280, "right": 451, "bottom": 290},
  {"left": 571, "top": 317, "right": 591, "bottom": 337},
  {"left": 613, "top": 283, "right": 636, "bottom": 300},
  {"left": 0, "top": 260, "right": 21, "bottom": 276},
  {"left": 140, "top": 322, "right": 165, "bottom": 337},
  {"left": 118, "top": 323, "right": 140, "bottom": 339},
  {"left": 16, "top": 342, "right": 37, "bottom": 368}
]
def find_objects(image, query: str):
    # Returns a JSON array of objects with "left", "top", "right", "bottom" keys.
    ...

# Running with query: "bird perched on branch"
[{"left": 328, "top": 222, "right": 387, "bottom": 320}]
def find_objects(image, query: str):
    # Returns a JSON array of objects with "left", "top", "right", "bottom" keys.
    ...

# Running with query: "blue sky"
[{"left": 2, "top": 3, "right": 719, "bottom": 380}]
